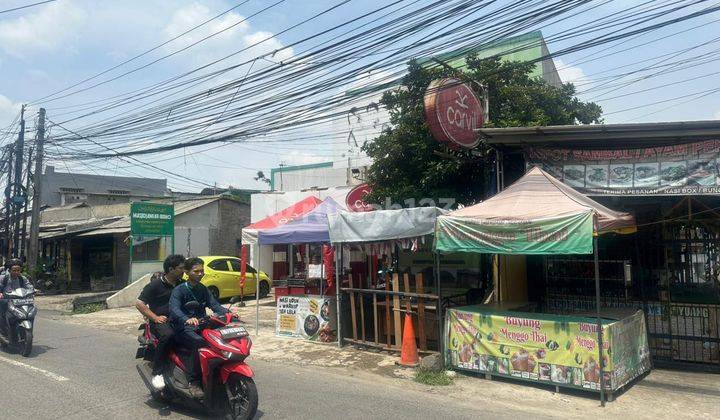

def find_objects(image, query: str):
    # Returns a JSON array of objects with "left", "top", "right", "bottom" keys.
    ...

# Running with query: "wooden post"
[
  {"left": 385, "top": 274, "right": 391, "bottom": 348},
  {"left": 373, "top": 293, "right": 379, "bottom": 345},
  {"left": 392, "top": 273, "right": 402, "bottom": 348},
  {"left": 416, "top": 273, "right": 427, "bottom": 351},
  {"left": 349, "top": 274, "right": 358, "bottom": 341},
  {"left": 359, "top": 277, "right": 366, "bottom": 342}
]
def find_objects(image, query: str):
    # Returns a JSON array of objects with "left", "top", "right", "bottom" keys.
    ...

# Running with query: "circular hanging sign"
[
  {"left": 423, "top": 78, "right": 483, "bottom": 148},
  {"left": 345, "top": 183, "right": 373, "bottom": 212}
]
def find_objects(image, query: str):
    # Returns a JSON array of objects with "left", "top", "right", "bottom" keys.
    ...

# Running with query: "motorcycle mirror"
[{"left": 184, "top": 300, "right": 201, "bottom": 311}]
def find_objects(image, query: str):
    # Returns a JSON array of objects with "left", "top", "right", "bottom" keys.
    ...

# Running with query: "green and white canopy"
[{"left": 434, "top": 167, "right": 636, "bottom": 255}]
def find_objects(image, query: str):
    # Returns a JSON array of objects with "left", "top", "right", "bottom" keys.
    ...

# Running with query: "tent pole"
[
  {"left": 335, "top": 244, "right": 342, "bottom": 348},
  {"left": 594, "top": 236, "right": 606, "bottom": 406},
  {"left": 256, "top": 245, "right": 261, "bottom": 336},
  {"left": 435, "top": 251, "right": 444, "bottom": 362}
]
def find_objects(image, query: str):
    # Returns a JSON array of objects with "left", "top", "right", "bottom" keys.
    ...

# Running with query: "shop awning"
[
  {"left": 328, "top": 207, "right": 447, "bottom": 243},
  {"left": 258, "top": 197, "right": 341, "bottom": 245},
  {"left": 241, "top": 196, "right": 322, "bottom": 245},
  {"left": 435, "top": 167, "right": 636, "bottom": 255}
]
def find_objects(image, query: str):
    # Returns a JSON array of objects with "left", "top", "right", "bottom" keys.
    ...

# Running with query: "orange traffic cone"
[{"left": 398, "top": 313, "right": 419, "bottom": 367}]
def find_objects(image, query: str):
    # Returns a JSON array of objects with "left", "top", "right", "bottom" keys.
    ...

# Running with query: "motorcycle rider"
[
  {"left": 136, "top": 254, "right": 186, "bottom": 391},
  {"left": 0, "top": 258, "right": 33, "bottom": 344},
  {"left": 169, "top": 257, "right": 229, "bottom": 397}
]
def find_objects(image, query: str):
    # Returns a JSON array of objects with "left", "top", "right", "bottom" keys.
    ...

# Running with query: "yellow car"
[{"left": 197, "top": 256, "right": 272, "bottom": 300}]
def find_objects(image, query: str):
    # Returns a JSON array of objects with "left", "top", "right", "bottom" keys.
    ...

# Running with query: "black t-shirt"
[{"left": 138, "top": 273, "right": 177, "bottom": 317}]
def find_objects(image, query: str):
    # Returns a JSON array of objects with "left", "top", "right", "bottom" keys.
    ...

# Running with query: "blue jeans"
[{"left": 176, "top": 327, "right": 206, "bottom": 381}]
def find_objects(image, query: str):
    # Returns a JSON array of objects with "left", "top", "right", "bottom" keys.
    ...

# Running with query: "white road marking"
[{"left": 0, "top": 355, "right": 69, "bottom": 382}]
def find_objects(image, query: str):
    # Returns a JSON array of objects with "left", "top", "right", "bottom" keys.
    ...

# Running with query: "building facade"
[{"left": 40, "top": 165, "right": 168, "bottom": 207}]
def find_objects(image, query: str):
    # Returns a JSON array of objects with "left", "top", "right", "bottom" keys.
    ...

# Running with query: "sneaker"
[
  {"left": 188, "top": 382, "right": 204, "bottom": 398},
  {"left": 151, "top": 375, "right": 166, "bottom": 390}
]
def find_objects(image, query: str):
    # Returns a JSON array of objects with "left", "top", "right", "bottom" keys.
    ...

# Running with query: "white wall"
[
  {"left": 176, "top": 227, "right": 211, "bottom": 257},
  {"left": 250, "top": 186, "right": 353, "bottom": 223}
]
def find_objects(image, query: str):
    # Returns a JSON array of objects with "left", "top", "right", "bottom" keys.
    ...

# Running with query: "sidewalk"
[{"left": 54, "top": 301, "right": 720, "bottom": 419}]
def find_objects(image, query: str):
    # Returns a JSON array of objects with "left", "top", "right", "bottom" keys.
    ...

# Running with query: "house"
[{"left": 37, "top": 196, "right": 250, "bottom": 291}]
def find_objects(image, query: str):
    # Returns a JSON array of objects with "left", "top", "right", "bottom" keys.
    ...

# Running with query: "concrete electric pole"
[{"left": 27, "top": 108, "right": 45, "bottom": 271}]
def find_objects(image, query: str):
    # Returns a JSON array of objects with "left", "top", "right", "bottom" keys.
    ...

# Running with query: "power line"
[{"left": 0, "top": 0, "right": 55, "bottom": 14}]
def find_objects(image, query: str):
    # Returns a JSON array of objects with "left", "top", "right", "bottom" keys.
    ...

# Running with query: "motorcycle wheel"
[
  {"left": 224, "top": 374, "right": 258, "bottom": 420},
  {"left": 19, "top": 329, "right": 32, "bottom": 357}
]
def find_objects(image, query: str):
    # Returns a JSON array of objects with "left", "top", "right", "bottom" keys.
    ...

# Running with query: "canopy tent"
[
  {"left": 435, "top": 167, "right": 636, "bottom": 255},
  {"left": 258, "top": 197, "right": 342, "bottom": 245},
  {"left": 241, "top": 196, "right": 322, "bottom": 245},
  {"left": 432, "top": 167, "right": 637, "bottom": 405},
  {"left": 328, "top": 207, "right": 447, "bottom": 243}
]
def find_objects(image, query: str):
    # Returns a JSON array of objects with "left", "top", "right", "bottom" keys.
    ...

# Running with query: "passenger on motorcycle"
[
  {"left": 136, "top": 254, "right": 186, "bottom": 391},
  {"left": 0, "top": 259, "right": 33, "bottom": 344},
  {"left": 169, "top": 257, "right": 230, "bottom": 396}
]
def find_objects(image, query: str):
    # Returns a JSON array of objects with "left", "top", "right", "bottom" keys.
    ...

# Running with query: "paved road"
[{"left": 0, "top": 311, "right": 536, "bottom": 419}]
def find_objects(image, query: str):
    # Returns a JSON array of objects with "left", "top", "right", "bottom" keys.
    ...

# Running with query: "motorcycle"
[
  {"left": 135, "top": 300, "right": 258, "bottom": 420},
  {"left": 0, "top": 286, "right": 37, "bottom": 357}
]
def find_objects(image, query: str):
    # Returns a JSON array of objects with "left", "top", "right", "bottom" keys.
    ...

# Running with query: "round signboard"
[
  {"left": 423, "top": 78, "right": 483, "bottom": 148},
  {"left": 346, "top": 183, "right": 373, "bottom": 212}
]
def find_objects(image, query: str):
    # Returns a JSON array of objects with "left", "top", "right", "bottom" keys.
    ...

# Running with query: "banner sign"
[
  {"left": 424, "top": 78, "right": 483, "bottom": 148},
  {"left": 130, "top": 202, "right": 174, "bottom": 236},
  {"left": 525, "top": 140, "right": 720, "bottom": 195},
  {"left": 276, "top": 296, "right": 337, "bottom": 343},
  {"left": 446, "top": 308, "right": 651, "bottom": 392},
  {"left": 435, "top": 212, "right": 594, "bottom": 255}
]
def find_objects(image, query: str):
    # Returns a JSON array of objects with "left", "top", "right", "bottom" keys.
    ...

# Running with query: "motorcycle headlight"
[{"left": 222, "top": 350, "right": 233, "bottom": 359}]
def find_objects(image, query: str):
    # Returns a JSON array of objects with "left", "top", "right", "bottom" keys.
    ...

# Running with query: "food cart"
[
  {"left": 257, "top": 197, "right": 341, "bottom": 343},
  {"left": 435, "top": 167, "right": 650, "bottom": 403}
]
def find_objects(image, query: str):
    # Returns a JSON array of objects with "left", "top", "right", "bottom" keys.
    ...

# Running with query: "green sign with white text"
[{"left": 130, "top": 202, "right": 174, "bottom": 236}]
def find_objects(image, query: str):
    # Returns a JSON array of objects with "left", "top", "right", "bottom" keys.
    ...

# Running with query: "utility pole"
[
  {"left": 28, "top": 108, "right": 45, "bottom": 272},
  {"left": 12, "top": 105, "right": 26, "bottom": 258},
  {"left": 20, "top": 147, "right": 34, "bottom": 259},
  {"left": 5, "top": 144, "right": 14, "bottom": 258}
]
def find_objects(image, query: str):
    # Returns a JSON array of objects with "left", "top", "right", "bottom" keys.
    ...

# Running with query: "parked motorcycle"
[
  {"left": 0, "top": 286, "right": 37, "bottom": 357},
  {"left": 135, "top": 301, "right": 258, "bottom": 420}
]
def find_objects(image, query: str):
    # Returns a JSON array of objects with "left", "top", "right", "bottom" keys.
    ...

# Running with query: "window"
[
  {"left": 229, "top": 259, "right": 256, "bottom": 274},
  {"left": 208, "top": 259, "right": 230, "bottom": 272},
  {"left": 59, "top": 187, "right": 84, "bottom": 193},
  {"left": 107, "top": 189, "right": 130, "bottom": 195},
  {"left": 132, "top": 239, "right": 160, "bottom": 261}
]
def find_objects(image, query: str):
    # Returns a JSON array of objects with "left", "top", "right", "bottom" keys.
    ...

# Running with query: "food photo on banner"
[
  {"left": 276, "top": 295, "right": 337, "bottom": 343},
  {"left": 526, "top": 139, "right": 720, "bottom": 195},
  {"left": 445, "top": 308, "right": 651, "bottom": 392}
]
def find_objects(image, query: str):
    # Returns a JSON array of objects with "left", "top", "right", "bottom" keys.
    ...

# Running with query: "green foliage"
[
  {"left": 414, "top": 367, "right": 454, "bottom": 386},
  {"left": 362, "top": 57, "right": 602, "bottom": 207},
  {"left": 72, "top": 302, "right": 104, "bottom": 315}
]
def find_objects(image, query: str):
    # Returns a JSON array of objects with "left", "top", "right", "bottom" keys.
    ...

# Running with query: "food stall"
[
  {"left": 241, "top": 196, "right": 323, "bottom": 335},
  {"left": 327, "top": 207, "right": 447, "bottom": 351},
  {"left": 257, "top": 197, "right": 341, "bottom": 343},
  {"left": 435, "top": 167, "right": 650, "bottom": 403}
]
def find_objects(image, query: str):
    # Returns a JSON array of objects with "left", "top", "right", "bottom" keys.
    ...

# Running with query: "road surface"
[{"left": 0, "top": 311, "right": 538, "bottom": 419}]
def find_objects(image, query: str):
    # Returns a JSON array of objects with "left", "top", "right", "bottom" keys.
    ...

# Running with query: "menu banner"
[
  {"left": 525, "top": 140, "right": 720, "bottom": 195},
  {"left": 276, "top": 296, "right": 337, "bottom": 343},
  {"left": 446, "top": 309, "right": 651, "bottom": 392}
]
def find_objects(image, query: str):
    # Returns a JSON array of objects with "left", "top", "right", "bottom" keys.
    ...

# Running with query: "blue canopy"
[{"left": 257, "top": 197, "right": 342, "bottom": 245}]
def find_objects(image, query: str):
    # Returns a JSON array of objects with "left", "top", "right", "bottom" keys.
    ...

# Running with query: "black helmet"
[{"left": 5, "top": 258, "right": 22, "bottom": 269}]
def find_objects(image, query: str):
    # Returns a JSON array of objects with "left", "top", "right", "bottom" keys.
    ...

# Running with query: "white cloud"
[
  {"left": 555, "top": 58, "right": 591, "bottom": 87},
  {"left": 0, "top": 94, "right": 22, "bottom": 126},
  {"left": 714, "top": 110, "right": 720, "bottom": 120},
  {"left": 0, "top": 1, "right": 87, "bottom": 57}
]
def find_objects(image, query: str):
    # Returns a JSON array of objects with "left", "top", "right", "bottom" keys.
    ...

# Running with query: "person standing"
[{"left": 136, "top": 254, "right": 186, "bottom": 390}]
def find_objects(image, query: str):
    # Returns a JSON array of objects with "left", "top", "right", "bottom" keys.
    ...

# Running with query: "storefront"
[
  {"left": 435, "top": 167, "right": 649, "bottom": 402},
  {"left": 480, "top": 121, "right": 720, "bottom": 369}
]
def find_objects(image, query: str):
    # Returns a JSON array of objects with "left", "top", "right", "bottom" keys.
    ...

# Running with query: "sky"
[{"left": 0, "top": 0, "right": 719, "bottom": 191}]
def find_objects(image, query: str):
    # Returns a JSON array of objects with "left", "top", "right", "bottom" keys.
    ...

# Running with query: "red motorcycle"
[{"left": 136, "top": 302, "right": 258, "bottom": 420}]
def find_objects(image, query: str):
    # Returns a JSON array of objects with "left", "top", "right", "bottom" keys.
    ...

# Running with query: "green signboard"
[
  {"left": 434, "top": 212, "right": 594, "bottom": 255},
  {"left": 130, "top": 202, "right": 174, "bottom": 236}
]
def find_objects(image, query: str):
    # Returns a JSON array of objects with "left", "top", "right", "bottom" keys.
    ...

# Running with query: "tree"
[
  {"left": 362, "top": 57, "right": 602, "bottom": 207},
  {"left": 254, "top": 170, "right": 271, "bottom": 186}
]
